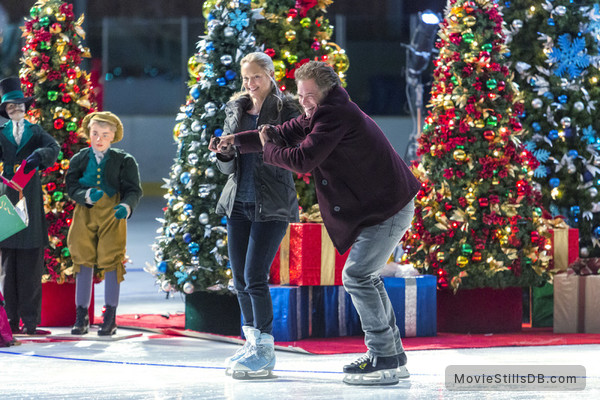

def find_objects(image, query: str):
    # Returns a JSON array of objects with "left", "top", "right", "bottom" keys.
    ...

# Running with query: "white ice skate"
[
  {"left": 342, "top": 353, "right": 401, "bottom": 386},
  {"left": 224, "top": 326, "right": 258, "bottom": 376},
  {"left": 230, "top": 331, "right": 275, "bottom": 380}
]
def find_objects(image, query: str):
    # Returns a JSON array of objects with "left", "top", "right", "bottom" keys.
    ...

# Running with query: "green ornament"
[
  {"left": 523, "top": 257, "right": 532, "bottom": 266},
  {"left": 61, "top": 247, "right": 71, "bottom": 257},
  {"left": 461, "top": 243, "right": 473, "bottom": 256},
  {"left": 462, "top": 32, "right": 475, "bottom": 43},
  {"left": 39, "top": 41, "right": 51, "bottom": 50},
  {"left": 486, "top": 115, "right": 498, "bottom": 126},
  {"left": 53, "top": 191, "right": 64, "bottom": 201},
  {"left": 66, "top": 122, "right": 78, "bottom": 131},
  {"left": 47, "top": 91, "right": 58, "bottom": 101},
  {"left": 288, "top": 54, "right": 298, "bottom": 64},
  {"left": 533, "top": 207, "right": 543, "bottom": 217},
  {"left": 300, "top": 17, "right": 311, "bottom": 28},
  {"left": 39, "top": 16, "right": 50, "bottom": 27},
  {"left": 450, "top": 76, "right": 458, "bottom": 85},
  {"left": 486, "top": 79, "right": 497, "bottom": 90},
  {"left": 30, "top": 7, "right": 40, "bottom": 18},
  {"left": 482, "top": 43, "right": 493, "bottom": 52},
  {"left": 57, "top": 151, "right": 64, "bottom": 161}
]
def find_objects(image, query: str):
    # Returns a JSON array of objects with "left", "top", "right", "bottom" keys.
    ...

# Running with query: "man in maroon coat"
[{"left": 217, "top": 61, "right": 420, "bottom": 385}]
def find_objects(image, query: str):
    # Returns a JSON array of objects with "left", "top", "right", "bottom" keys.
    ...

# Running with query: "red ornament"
[
  {"left": 54, "top": 119, "right": 65, "bottom": 129},
  {"left": 46, "top": 182, "right": 57, "bottom": 192},
  {"left": 287, "top": 9, "right": 298, "bottom": 19},
  {"left": 61, "top": 94, "right": 72, "bottom": 103},
  {"left": 483, "top": 130, "right": 495, "bottom": 141},
  {"left": 264, "top": 48, "right": 276, "bottom": 57},
  {"left": 478, "top": 198, "right": 489, "bottom": 207}
]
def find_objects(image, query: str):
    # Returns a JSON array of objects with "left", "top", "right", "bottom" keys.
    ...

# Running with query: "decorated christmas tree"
[
  {"left": 404, "top": 0, "right": 551, "bottom": 291},
  {"left": 19, "top": 0, "right": 97, "bottom": 283},
  {"left": 502, "top": 1, "right": 600, "bottom": 258},
  {"left": 148, "top": 0, "right": 260, "bottom": 294},
  {"left": 254, "top": 0, "right": 349, "bottom": 212}
]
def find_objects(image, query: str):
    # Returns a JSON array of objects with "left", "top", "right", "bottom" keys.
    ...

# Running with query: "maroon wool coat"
[{"left": 235, "top": 85, "right": 420, "bottom": 254}]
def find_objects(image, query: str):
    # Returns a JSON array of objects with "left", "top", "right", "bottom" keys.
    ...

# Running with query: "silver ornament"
[
  {"left": 561, "top": 116, "right": 571, "bottom": 128},
  {"left": 216, "top": 239, "right": 225, "bottom": 248},
  {"left": 169, "top": 223, "right": 179, "bottom": 235},
  {"left": 187, "top": 153, "right": 199, "bottom": 165},
  {"left": 512, "top": 20, "right": 523, "bottom": 30},
  {"left": 173, "top": 164, "right": 182, "bottom": 176},
  {"left": 554, "top": 6, "right": 566, "bottom": 16},
  {"left": 580, "top": 247, "right": 589, "bottom": 258},
  {"left": 161, "top": 280, "right": 172, "bottom": 292},
  {"left": 183, "top": 282, "right": 195, "bottom": 294},
  {"left": 199, "top": 213, "right": 210, "bottom": 224},
  {"left": 204, "top": 102, "right": 217, "bottom": 117},
  {"left": 589, "top": 187, "right": 598, "bottom": 198},
  {"left": 220, "top": 55, "right": 233, "bottom": 66},
  {"left": 532, "top": 98, "right": 543, "bottom": 109},
  {"left": 208, "top": 152, "right": 217, "bottom": 163},
  {"left": 574, "top": 101, "right": 584, "bottom": 112},
  {"left": 224, "top": 27, "right": 235, "bottom": 37},
  {"left": 191, "top": 120, "right": 202, "bottom": 132},
  {"left": 205, "top": 167, "right": 215, "bottom": 178},
  {"left": 567, "top": 164, "right": 576, "bottom": 174}
]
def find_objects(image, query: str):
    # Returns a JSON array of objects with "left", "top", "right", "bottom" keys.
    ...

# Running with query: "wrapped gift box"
[
  {"left": 548, "top": 225, "right": 579, "bottom": 272},
  {"left": 269, "top": 285, "right": 315, "bottom": 342},
  {"left": 270, "top": 223, "right": 349, "bottom": 286},
  {"left": 530, "top": 282, "right": 554, "bottom": 328},
  {"left": 554, "top": 274, "right": 600, "bottom": 333},
  {"left": 382, "top": 276, "right": 437, "bottom": 337},
  {"left": 313, "top": 286, "right": 362, "bottom": 338}
]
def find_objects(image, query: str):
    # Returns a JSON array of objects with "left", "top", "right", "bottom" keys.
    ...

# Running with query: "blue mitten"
[
  {"left": 89, "top": 188, "right": 104, "bottom": 203},
  {"left": 114, "top": 205, "right": 128, "bottom": 219}
]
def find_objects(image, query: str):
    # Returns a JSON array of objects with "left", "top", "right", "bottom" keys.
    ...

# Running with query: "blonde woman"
[{"left": 208, "top": 52, "right": 300, "bottom": 379}]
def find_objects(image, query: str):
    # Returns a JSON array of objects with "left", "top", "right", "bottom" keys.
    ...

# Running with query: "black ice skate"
[{"left": 343, "top": 353, "right": 400, "bottom": 385}]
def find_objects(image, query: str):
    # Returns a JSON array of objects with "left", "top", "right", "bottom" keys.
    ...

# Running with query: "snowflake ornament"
[{"left": 547, "top": 34, "right": 590, "bottom": 79}]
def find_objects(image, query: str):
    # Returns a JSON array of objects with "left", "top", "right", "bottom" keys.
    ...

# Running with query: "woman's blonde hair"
[
  {"left": 231, "top": 51, "right": 282, "bottom": 103},
  {"left": 295, "top": 61, "right": 341, "bottom": 96}
]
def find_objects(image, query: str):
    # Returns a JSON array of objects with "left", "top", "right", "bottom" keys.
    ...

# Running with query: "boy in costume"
[
  {"left": 66, "top": 111, "right": 142, "bottom": 336},
  {"left": 0, "top": 77, "right": 59, "bottom": 335}
]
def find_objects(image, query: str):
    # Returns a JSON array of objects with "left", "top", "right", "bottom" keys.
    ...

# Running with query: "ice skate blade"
[
  {"left": 231, "top": 369, "right": 275, "bottom": 380},
  {"left": 343, "top": 368, "right": 400, "bottom": 386},
  {"left": 398, "top": 365, "right": 410, "bottom": 379}
]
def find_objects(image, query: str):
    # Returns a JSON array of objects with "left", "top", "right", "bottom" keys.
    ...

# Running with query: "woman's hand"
[
  {"left": 259, "top": 125, "right": 270, "bottom": 146},
  {"left": 209, "top": 135, "right": 236, "bottom": 157}
]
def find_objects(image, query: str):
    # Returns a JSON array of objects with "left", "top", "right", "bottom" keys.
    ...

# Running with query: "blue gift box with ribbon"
[
  {"left": 316, "top": 286, "right": 362, "bottom": 338},
  {"left": 269, "top": 285, "right": 313, "bottom": 342},
  {"left": 382, "top": 275, "right": 437, "bottom": 337}
]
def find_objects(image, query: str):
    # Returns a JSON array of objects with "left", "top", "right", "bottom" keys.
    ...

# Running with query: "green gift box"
[
  {"left": 0, "top": 195, "right": 28, "bottom": 242},
  {"left": 531, "top": 282, "right": 553, "bottom": 327}
]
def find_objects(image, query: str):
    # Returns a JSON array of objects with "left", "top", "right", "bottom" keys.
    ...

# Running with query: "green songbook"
[{"left": 0, "top": 195, "right": 28, "bottom": 242}]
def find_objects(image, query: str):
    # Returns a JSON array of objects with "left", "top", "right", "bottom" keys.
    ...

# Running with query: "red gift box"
[
  {"left": 270, "top": 223, "right": 349, "bottom": 286},
  {"left": 548, "top": 226, "right": 579, "bottom": 272}
]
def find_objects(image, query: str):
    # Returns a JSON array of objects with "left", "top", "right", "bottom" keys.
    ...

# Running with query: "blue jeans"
[
  {"left": 227, "top": 202, "right": 288, "bottom": 335},
  {"left": 342, "top": 199, "right": 415, "bottom": 357}
]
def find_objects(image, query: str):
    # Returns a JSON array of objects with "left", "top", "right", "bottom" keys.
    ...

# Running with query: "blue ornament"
[
  {"left": 158, "top": 261, "right": 168, "bottom": 273},
  {"left": 548, "top": 130, "right": 559, "bottom": 140},
  {"left": 183, "top": 204, "right": 193, "bottom": 215},
  {"left": 567, "top": 149, "right": 578, "bottom": 158},
  {"left": 183, "top": 233, "right": 192, "bottom": 243},
  {"left": 548, "top": 18, "right": 555, "bottom": 26},
  {"left": 584, "top": 171, "right": 593, "bottom": 182},
  {"left": 216, "top": 77, "right": 227, "bottom": 86},
  {"left": 532, "top": 122, "right": 541, "bottom": 132},
  {"left": 563, "top": 128, "right": 572, "bottom": 138},
  {"left": 240, "top": 0, "right": 251, "bottom": 4},
  {"left": 529, "top": 78, "right": 536, "bottom": 87},
  {"left": 188, "top": 242, "right": 200, "bottom": 255},
  {"left": 221, "top": 216, "right": 227, "bottom": 225},
  {"left": 206, "top": 42, "right": 214, "bottom": 52},
  {"left": 214, "top": 128, "right": 223, "bottom": 137},
  {"left": 190, "top": 86, "right": 200, "bottom": 99},
  {"left": 543, "top": 92, "right": 554, "bottom": 100},
  {"left": 225, "top": 70, "right": 237, "bottom": 80},
  {"left": 558, "top": 95, "right": 568, "bottom": 104},
  {"left": 180, "top": 172, "right": 191, "bottom": 184},
  {"left": 207, "top": 13, "right": 215, "bottom": 21},
  {"left": 549, "top": 177, "right": 560, "bottom": 188},
  {"left": 505, "top": 51, "right": 511, "bottom": 58},
  {"left": 594, "top": 226, "right": 600, "bottom": 238},
  {"left": 570, "top": 206, "right": 580, "bottom": 216}
]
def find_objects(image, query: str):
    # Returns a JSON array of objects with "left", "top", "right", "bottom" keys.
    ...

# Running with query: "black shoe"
[
  {"left": 398, "top": 352, "right": 407, "bottom": 366},
  {"left": 71, "top": 306, "right": 90, "bottom": 335},
  {"left": 98, "top": 305, "right": 117, "bottom": 336},
  {"left": 21, "top": 325, "right": 37, "bottom": 335},
  {"left": 343, "top": 353, "right": 399, "bottom": 385}
]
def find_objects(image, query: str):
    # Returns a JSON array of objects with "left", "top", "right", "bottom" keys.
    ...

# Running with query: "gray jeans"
[{"left": 342, "top": 199, "right": 415, "bottom": 357}]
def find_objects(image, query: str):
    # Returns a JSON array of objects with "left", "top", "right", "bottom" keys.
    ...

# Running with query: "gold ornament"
[
  {"left": 60, "top": 159, "right": 70, "bottom": 169},
  {"left": 273, "top": 60, "right": 286, "bottom": 81},
  {"left": 453, "top": 149, "right": 467, "bottom": 162},
  {"left": 456, "top": 256, "right": 469, "bottom": 268},
  {"left": 465, "top": 192, "right": 476, "bottom": 204},
  {"left": 285, "top": 30, "right": 297, "bottom": 41},
  {"left": 463, "top": 16, "right": 476, "bottom": 27},
  {"left": 187, "top": 56, "right": 202, "bottom": 79},
  {"left": 55, "top": 13, "right": 66, "bottom": 22}
]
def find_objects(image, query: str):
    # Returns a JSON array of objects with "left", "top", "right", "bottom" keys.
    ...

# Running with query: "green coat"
[
  {"left": 66, "top": 147, "right": 142, "bottom": 214},
  {"left": 0, "top": 120, "right": 59, "bottom": 248}
]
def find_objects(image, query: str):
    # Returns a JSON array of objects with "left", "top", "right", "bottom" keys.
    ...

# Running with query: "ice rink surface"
[{"left": 1, "top": 198, "right": 598, "bottom": 399}]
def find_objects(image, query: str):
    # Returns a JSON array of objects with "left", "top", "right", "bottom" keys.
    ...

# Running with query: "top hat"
[
  {"left": 0, "top": 77, "right": 34, "bottom": 119},
  {"left": 80, "top": 111, "right": 124, "bottom": 143}
]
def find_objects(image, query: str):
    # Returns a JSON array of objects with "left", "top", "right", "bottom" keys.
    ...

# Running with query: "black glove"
[{"left": 23, "top": 152, "right": 42, "bottom": 173}]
